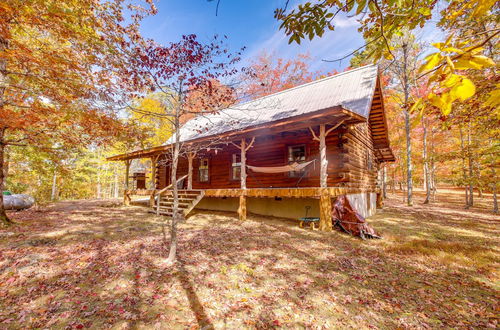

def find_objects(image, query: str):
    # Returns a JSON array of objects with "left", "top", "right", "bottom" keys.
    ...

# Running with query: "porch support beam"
[
  {"left": 309, "top": 121, "right": 343, "bottom": 231},
  {"left": 319, "top": 190, "right": 332, "bottom": 231},
  {"left": 187, "top": 152, "right": 195, "bottom": 190},
  {"left": 231, "top": 137, "right": 255, "bottom": 221},
  {"left": 123, "top": 159, "right": 131, "bottom": 206},
  {"left": 149, "top": 155, "right": 158, "bottom": 207},
  {"left": 319, "top": 124, "right": 328, "bottom": 188}
]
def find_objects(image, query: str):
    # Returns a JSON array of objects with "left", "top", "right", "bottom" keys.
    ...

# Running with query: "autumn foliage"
[{"left": 0, "top": 0, "right": 157, "bottom": 224}]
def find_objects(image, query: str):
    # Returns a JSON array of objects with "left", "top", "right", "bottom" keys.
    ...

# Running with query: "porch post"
[
  {"left": 235, "top": 137, "right": 254, "bottom": 221},
  {"left": 238, "top": 139, "right": 247, "bottom": 220},
  {"left": 240, "top": 139, "right": 246, "bottom": 190},
  {"left": 310, "top": 122, "right": 344, "bottom": 232},
  {"left": 319, "top": 192, "right": 332, "bottom": 231},
  {"left": 149, "top": 156, "right": 157, "bottom": 207},
  {"left": 319, "top": 124, "right": 328, "bottom": 188},
  {"left": 123, "top": 159, "right": 131, "bottom": 206},
  {"left": 319, "top": 125, "right": 332, "bottom": 231},
  {"left": 187, "top": 152, "right": 194, "bottom": 190}
]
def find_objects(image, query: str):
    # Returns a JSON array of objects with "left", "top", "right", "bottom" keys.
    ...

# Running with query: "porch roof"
[
  {"left": 166, "top": 64, "right": 379, "bottom": 145},
  {"left": 108, "top": 65, "right": 390, "bottom": 162}
]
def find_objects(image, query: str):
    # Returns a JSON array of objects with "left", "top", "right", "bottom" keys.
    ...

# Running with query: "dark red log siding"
[{"left": 155, "top": 125, "right": 378, "bottom": 190}]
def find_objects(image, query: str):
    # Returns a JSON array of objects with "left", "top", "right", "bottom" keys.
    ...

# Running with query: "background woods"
[
  {"left": 1, "top": 0, "right": 497, "bottom": 215},
  {"left": 0, "top": 0, "right": 157, "bottom": 224}
]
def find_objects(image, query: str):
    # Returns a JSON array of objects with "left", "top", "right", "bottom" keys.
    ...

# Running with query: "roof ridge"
[{"left": 232, "top": 64, "right": 378, "bottom": 108}]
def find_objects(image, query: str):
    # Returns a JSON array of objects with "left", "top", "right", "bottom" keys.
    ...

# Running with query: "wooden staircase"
[{"left": 153, "top": 189, "right": 205, "bottom": 217}]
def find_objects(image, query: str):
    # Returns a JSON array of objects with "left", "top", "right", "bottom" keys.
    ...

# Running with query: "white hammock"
[{"left": 246, "top": 160, "right": 315, "bottom": 174}]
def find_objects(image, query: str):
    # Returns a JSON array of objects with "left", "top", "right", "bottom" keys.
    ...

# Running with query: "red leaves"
[{"left": 130, "top": 34, "right": 243, "bottom": 116}]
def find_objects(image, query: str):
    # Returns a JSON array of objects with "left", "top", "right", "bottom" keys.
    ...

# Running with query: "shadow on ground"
[{"left": 0, "top": 194, "right": 498, "bottom": 328}]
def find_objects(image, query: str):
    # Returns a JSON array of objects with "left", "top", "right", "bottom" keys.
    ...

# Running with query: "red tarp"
[{"left": 332, "top": 195, "right": 381, "bottom": 239}]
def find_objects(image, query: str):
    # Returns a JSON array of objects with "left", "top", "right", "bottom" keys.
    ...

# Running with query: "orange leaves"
[
  {"left": 0, "top": 0, "right": 156, "bottom": 150},
  {"left": 241, "top": 52, "right": 316, "bottom": 98}
]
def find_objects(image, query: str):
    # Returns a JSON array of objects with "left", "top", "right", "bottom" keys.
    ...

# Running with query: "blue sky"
[
  {"left": 140, "top": 0, "right": 365, "bottom": 74},
  {"left": 139, "top": 1, "right": 443, "bottom": 74}
]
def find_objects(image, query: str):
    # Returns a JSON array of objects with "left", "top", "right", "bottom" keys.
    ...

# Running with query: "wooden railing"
[{"left": 155, "top": 174, "right": 188, "bottom": 215}]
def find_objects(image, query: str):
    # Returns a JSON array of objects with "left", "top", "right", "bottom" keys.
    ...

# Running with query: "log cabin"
[{"left": 108, "top": 64, "right": 394, "bottom": 231}]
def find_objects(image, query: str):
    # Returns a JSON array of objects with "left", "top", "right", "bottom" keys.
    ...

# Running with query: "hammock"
[{"left": 246, "top": 160, "right": 315, "bottom": 174}]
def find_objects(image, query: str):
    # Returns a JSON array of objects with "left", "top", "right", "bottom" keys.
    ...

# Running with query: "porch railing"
[{"left": 155, "top": 174, "right": 188, "bottom": 215}]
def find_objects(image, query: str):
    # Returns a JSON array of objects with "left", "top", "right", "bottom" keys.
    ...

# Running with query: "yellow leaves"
[
  {"left": 428, "top": 76, "right": 476, "bottom": 115},
  {"left": 454, "top": 54, "right": 496, "bottom": 70},
  {"left": 443, "top": 74, "right": 460, "bottom": 88},
  {"left": 420, "top": 35, "right": 496, "bottom": 116},
  {"left": 451, "top": 77, "right": 475, "bottom": 102},
  {"left": 471, "top": 0, "right": 496, "bottom": 17},
  {"left": 445, "top": 56, "right": 454, "bottom": 70},
  {"left": 428, "top": 93, "right": 453, "bottom": 116},
  {"left": 408, "top": 98, "right": 423, "bottom": 113},
  {"left": 485, "top": 85, "right": 500, "bottom": 108},
  {"left": 420, "top": 53, "right": 442, "bottom": 73}
]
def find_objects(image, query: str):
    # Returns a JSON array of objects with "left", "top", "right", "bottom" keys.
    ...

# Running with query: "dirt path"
[{"left": 0, "top": 193, "right": 498, "bottom": 329}]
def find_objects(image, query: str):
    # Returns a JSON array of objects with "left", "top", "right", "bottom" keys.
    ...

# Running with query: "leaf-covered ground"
[{"left": 1, "top": 191, "right": 498, "bottom": 329}]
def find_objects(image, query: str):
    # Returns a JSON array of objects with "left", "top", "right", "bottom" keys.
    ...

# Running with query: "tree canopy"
[{"left": 274, "top": 0, "right": 498, "bottom": 115}]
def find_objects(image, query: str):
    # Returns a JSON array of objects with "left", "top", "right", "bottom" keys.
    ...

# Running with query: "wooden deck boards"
[{"left": 125, "top": 187, "right": 367, "bottom": 199}]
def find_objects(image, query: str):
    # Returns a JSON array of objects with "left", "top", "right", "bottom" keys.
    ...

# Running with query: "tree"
[
  {"left": 240, "top": 51, "right": 340, "bottom": 99},
  {"left": 352, "top": 32, "right": 423, "bottom": 206},
  {"left": 0, "top": 0, "right": 155, "bottom": 226},
  {"left": 273, "top": 0, "right": 498, "bottom": 115},
  {"left": 130, "top": 34, "right": 243, "bottom": 264},
  {"left": 241, "top": 52, "right": 314, "bottom": 98}
]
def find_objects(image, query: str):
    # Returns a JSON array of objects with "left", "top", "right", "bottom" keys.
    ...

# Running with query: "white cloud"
[{"left": 333, "top": 15, "right": 359, "bottom": 28}]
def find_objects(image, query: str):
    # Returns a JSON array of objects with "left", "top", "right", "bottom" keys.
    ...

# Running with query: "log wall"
[{"left": 155, "top": 124, "right": 378, "bottom": 191}]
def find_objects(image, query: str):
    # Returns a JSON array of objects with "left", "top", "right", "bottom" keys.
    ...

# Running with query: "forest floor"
[{"left": 0, "top": 191, "right": 498, "bottom": 329}]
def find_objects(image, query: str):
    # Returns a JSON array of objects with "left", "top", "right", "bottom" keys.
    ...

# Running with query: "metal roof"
[{"left": 166, "top": 64, "right": 379, "bottom": 145}]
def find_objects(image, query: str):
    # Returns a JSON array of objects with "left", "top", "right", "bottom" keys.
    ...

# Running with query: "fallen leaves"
[{"left": 0, "top": 195, "right": 498, "bottom": 328}]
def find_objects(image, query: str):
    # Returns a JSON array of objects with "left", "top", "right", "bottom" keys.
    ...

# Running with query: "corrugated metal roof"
[{"left": 166, "top": 64, "right": 379, "bottom": 145}]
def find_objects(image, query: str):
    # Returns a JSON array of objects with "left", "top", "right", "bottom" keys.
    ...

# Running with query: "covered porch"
[{"left": 108, "top": 107, "right": 372, "bottom": 231}]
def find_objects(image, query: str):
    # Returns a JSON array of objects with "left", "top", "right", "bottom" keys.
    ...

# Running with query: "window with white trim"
[
  {"left": 231, "top": 153, "right": 241, "bottom": 180},
  {"left": 288, "top": 144, "right": 306, "bottom": 178},
  {"left": 198, "top": 158, "right": 209, "bottom": 182}
]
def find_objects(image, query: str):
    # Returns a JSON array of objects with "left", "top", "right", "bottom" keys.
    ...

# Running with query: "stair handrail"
[{"left": 155, "top": 174, "right": 188, "bottom": 215}]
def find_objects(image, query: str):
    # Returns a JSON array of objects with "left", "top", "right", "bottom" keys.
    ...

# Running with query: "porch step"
[
  {"left": 151, "top": 189, "right": 205, "bottom": 218},
  {"left": 159, "top": 201, "right": 191, "bottom": 207}
]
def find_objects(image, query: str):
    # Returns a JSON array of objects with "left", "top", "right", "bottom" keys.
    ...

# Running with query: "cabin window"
[
  {"left": 199, "top": 158, "right": 209, "bottom": 182},
  {"left": 231, "top": 153, "right": 241, "bottom": 180},
  {"left": 288, "top": 144, "right": 306, "bottom": 177}
]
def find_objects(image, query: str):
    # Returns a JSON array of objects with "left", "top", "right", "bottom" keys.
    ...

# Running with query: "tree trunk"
[
  {"left": 490, "top": 138, "right": 498, "bottom": 214},
  {"left": 3, "top": 146, "right": 9, "bottom": 182},
  {"left": 382, "top": 165, "right": 387, "bottom": 199},
  {"left": 51, "top": 167, "right": 57, "bottom": 201},
  {"left": 0, "top": 35, "right": 12, "bottom": 226},
  {"left": 238, "top": 139, "right": 247, "bottom": 221},
  {"left": 96, "top": 165, "right": 101, "bottom": 199},
  {"left": 459, "top": 126, "right": 469, "bottom": 207},
  {"left": 0, "top": 129, "right": 12, "bottom": 226},
  {"left": 392, "top": 166, "right": 396, "bottom": 194},
  {"left": 187, "top": 152, "right": 193, "bottom": 190},
  {"left": 467, "top": 122, "right": 474, "bottom": 207},
  {"left": 430, "top": 128, "right": 436, "bottom": 201},
  {"left": 422, "top": 119, "right": 431, "bottom": 204},
  {"left": 113, "top": 164, "right": 119, "bottom": 198},
  {"left": 402, "top": 43, "right": 413, "bottom": 206},
  {"left": 167, "top": 108, "right": 181, "bottom": 264}
]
